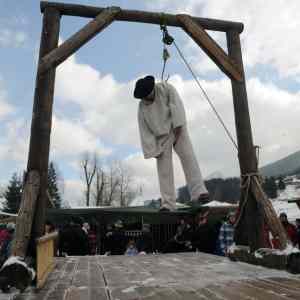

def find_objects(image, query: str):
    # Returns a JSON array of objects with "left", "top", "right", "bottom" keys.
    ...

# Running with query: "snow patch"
[
  {"left": 274, "top": 244, "right": 300, "bottom": 255},
  {"left": 122, "top": 285, "right": 138, "bottom": 293},
  {"left": 202, "top": 200, "right": 238, "bottom": 207},
  {"left": 272, "top": 200, "right": 300, "bottom": 222},
  {"left": 228, "top": 243, "right": 239, "bottom": 254},
  {"left": 142, "top": 277, "right": 155, "bottom": 285},
  {"left": 0, "top": 211, "right": 17, "bottom": 217},
  {"left": 254, "top": 251, "right": 264, "bottom": 259}
]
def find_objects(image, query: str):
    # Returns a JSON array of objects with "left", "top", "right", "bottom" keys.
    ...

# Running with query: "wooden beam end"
[{"left": 40, "top": 1, "right": 49, "bottom": 13}]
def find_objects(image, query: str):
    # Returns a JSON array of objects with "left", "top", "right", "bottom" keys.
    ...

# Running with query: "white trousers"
[{"left": 156, "top": 126, "right": 208, "bottom": 210}]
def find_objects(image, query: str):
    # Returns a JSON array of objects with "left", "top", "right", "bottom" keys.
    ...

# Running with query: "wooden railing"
[{"left": 36, "top": 231, "right": 58, "bottom": 288}]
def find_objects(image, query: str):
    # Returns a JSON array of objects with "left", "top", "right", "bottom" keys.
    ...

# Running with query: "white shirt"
[{"left": 138, "top": 82, "right": 186, "bottom": 158}]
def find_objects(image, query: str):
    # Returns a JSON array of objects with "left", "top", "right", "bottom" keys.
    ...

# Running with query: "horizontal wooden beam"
[
  {"left": 177, "top": 14, "right": 243, "bottom": 82},
  {"left": 40, "top": 1, "right": 244, "bottom": 33},
  {"left": 38, "top": 7, "right": 120, "bottom": 74}
]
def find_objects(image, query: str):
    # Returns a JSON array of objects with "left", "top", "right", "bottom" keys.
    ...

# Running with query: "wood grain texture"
[{"left": 40, "top": 1, "right": 244, "bottom": 33}]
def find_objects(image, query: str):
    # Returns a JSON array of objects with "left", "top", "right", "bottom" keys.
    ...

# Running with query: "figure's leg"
[
  {"left": 174, "top": 126, "right": 208, "bottom": 201},
  {"left": 156, "top": 140, "right": 176, "bottom": 210}
]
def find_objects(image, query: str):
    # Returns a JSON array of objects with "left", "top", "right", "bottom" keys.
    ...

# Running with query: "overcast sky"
[{"left": 0, "top": 0, "right": 299, "bottom": 206}]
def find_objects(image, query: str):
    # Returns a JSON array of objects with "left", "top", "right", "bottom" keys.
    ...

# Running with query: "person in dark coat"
[
  {"left": 110, "top": 220, "right": 126, "bottom": 255},
  {"left": 163, "top": 218, "right": 193, "bottom": 253},
  {"left": 296, "top": 219, "right": 300, "bottom": 249},
  {"left": 191, "top": 210, "right": 221, "bottom": 254},
  {"left": 103, "top": 224, "right": 114, "bottom": 255},
  {"left": 137, "top": 224, "right": 152, "bottom": 253},
  {"left": 58, "top": 218, "right": 89, "bottom": 256}
]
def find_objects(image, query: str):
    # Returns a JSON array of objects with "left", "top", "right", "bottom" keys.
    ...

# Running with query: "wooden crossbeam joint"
[
  {"left": 177, "top": 14, "right": 243, "bottom": 82},
  {"left": 38, "top": 6, "right": 121, "bottom": 75}
]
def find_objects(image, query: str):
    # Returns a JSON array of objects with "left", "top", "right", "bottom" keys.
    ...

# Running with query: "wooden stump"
[{"left": 228, "top": 245, "right": 300, "bottom": 273}]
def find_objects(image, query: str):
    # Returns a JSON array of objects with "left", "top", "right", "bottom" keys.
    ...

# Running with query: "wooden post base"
[{"left": 228, "top": 245, "right": 300, "bottom": 274}]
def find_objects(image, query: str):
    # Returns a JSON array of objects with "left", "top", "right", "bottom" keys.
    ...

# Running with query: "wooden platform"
[{"left": 11, "top": 253, "right": 300, "bottom": 299}]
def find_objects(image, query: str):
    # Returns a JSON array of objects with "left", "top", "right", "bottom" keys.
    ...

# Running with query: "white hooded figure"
[{"left": 134, "top": 76, "right": 209, "bottom": 211}]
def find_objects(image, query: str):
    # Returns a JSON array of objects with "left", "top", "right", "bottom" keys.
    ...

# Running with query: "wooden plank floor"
[{"left": 11, "top": 253, "right": 300, "bottom": 299}]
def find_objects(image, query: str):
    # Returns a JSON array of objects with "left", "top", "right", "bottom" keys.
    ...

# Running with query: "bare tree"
[
  {"left": 81, "top": 152, "right": 96, "bottom": 206},
  {"left": 94, "top": 166, "right": 105, "bottom": 207},
  {"left": 105, "top": 162, "right": 120, "bottom": 205},
  {"left": 117, "top": 162, "right": 136, "bottom": 207},
  {"left": 86, "top": 158, "right": 138, "bottom": 207}
]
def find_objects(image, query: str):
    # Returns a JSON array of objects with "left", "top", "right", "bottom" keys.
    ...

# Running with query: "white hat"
[{"left": 7, "top": 222, "right": 15, "bottom": 230}]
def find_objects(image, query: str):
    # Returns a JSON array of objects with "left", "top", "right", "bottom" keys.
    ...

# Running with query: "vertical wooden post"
[
  {"left": 226, "top": 30, "right": 264, "bottom": 251},
  {"left": 27, "top": 7, "right": 60, "bottom": 244}
]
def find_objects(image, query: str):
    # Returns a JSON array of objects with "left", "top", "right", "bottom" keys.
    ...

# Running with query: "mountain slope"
[{"left": 260, "top": 150, "right": 300, "bottom": 177}]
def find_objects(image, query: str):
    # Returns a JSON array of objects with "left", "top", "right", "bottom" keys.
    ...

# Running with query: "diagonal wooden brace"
[
  {"left": 177, "top": 14, "right": 243, "bottom": 82},
  {"left": 38, "top": 6, "right": 121, "bottom": 74},
  {"left": 251, "top": 176, "right": 288, "bottom": 250}
]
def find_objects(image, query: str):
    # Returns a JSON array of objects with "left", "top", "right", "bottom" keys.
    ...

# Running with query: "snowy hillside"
[
  {"left": 260, "top": 150, "right": 300, "bottom": 177},
  {"left": 271, "top": 176, "right": 300, "bottom": 222}
]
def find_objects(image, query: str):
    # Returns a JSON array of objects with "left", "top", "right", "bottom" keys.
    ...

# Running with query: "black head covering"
[
  {"left": 134, "top": 75, "right": 155, "bottom": 99},
  {"left": 279, "top": 212, "right": 287, "bottom": 218}
]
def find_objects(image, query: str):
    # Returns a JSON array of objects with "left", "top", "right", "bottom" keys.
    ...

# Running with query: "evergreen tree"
[
  {"left": 277, "top": 177, "right": 286, "bottom": 191},
  {"left": 3, "top": 173, "right": 22, "bottom": 213},
  {"left": 263, "top": 177, "right": 278, "bottom": 199},
  {"left": 48, "top": 162, "right": 62, "bottom": 208},
  {"left": 177, "top": 177, "right": 240, "bottom": 204}
]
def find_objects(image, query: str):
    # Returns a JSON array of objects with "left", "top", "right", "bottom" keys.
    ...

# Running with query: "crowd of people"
[
  {"left": 162, "top": 210, "right": 235, "bottom": 255},
  {"left": 33, "top": 212, "right": 300, "bottom": 257},
  {"left": 0, "top": 210, "right": 299, "bottom": 262},
  {"left": 162, "top": 210, "right": 300, "bottom": 256},
  {"left": 57, "top": 218, "right": 97, "bottom": 256}
]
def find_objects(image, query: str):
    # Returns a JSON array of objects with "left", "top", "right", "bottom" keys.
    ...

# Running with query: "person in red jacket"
[
  {"left": 272, "top": 212, "right": 297, "bottom": 248},
  {"left": 0, "top": 225, "right": 9, "bottom": 247}
]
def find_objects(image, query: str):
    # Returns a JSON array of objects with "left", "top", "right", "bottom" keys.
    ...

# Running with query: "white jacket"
[{"left": 138, "top": 82, "right": 186, "bottom": 158}]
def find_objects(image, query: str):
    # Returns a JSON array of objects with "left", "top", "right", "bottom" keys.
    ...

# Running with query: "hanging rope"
[
  {"left": 159, "top": 24, "right": 238, "bottom": 150},
  {"left": 160, "top": 24, "right": 173, "bottom": 81},
  {"left": 161, "top": 46, "right": 170, "bottom": 81},
  {"left": 234, "top": 172, "right": 260, "bottom": 227}
]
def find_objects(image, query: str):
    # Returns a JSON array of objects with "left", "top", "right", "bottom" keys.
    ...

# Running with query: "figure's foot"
[
  {"left": 187, "top": 193, "right": 210, "bottom": 208},
  {"left": 197, "top": 193, "right": 210, "bottom": 203}
]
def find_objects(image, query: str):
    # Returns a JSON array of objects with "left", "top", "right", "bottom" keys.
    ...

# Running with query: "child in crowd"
[{"left": 124, "top": 240, "right": 138, "bottom": 256}]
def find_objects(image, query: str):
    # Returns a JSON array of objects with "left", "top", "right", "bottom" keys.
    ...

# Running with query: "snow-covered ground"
[
  {"left": 272, "top": 200, "right": 300, "bottom": 222},
  {"left": 271, "top": 179, "right": 300, "bottom": 222}
]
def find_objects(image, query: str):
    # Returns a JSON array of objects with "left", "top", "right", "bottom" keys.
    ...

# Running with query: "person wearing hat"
[
  {"left": 134, "top": 75, "right": 209, "bottom": 211},
  {"left": 272, "top": 212, "right": 298, "bottom": 248}
]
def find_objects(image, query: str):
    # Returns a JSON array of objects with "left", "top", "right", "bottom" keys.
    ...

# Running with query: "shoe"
[
  {"left": 187, "top": 194, "right": 210, "bottom": 208},
  {"left": 197, "top": 193, "right": 210, "bottom": 204}
]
